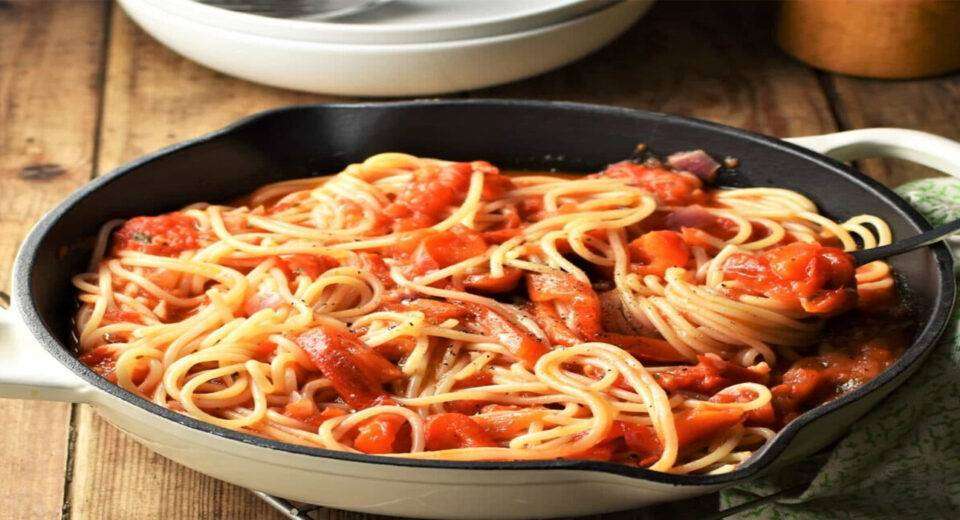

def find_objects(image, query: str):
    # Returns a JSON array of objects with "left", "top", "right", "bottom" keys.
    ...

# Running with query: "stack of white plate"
[{"left": 117, "top": 0, "right": 654, "bottom": 96}]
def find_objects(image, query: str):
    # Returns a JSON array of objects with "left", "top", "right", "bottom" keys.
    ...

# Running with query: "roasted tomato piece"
[
  {"left": 383, "top": 161, "right": 514, "bottom": 230},
  {"left": 113, "top": 212, "right": 201, "bottom": 256},
  {"left": 382, "top": 299, "right": 468, "bottom": 324},
  {"left": 629, "top": 230, "right": 691, "bottom": 276},
  {"left": 283, "top": 400, "right": 347, "bottom": 429},
  {"left": 655, "top": 354, "right": 769, "bottom": 395},
  {"left": 459, "top": 302, "right": 549, "bottom": 368},
  {"left": 472, "top": 407, "right": 545, "bottom": 442},
  {"left": 387, "top": 226, "right": 489, "bottom": 276},
  {"left": 463, "top": 267, "right": 522, "bottom": 293},
  {"left": 617, "top": 421, "right": 662, "bottom": 466},
  {"left": 526, "top": 272, "right": 602, "bottom": 338},
  {"left": 297, "top": 325, "right": 402, "bottom": 409},
  {"left": 674, "top": 408, "right": 744, "bottom": 448},
  {"left": 350, "top": 252, "right": 394, "bottom": 288},
  {"left": 424, "top": 413, "right": 497, "bottom": 450},
  {"left": 600, "top": 333, "right": 689, "bottom": 364},
  {"left": 771, "top": 331, "right": 905, "bottom": 424},
  {"left": 275, "top": 254, "right": 338, "bottom": 279},
  {"left": 722, "top": 242, "right": 856, "bottom": 314},
  {"left": 354, "top": 414, "right": 411, "bottom": 454},
  {"left": 528, "top": 301, "right": 583, "bottom": 346},
  {"left": 420, "top": 225, "right": 489, "bottom": 268},
  {"left": 595, "top": 161, "right": 706, "bottom": 206}
]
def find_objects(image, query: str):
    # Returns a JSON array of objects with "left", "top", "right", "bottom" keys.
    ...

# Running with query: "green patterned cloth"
[{"left": 720, "top": 178, "right": 960, "bottom": 519}]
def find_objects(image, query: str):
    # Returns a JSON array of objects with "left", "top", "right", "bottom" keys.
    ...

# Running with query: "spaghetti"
[{"left": 74, "top": 150, "right": 907, "bottom": 474}]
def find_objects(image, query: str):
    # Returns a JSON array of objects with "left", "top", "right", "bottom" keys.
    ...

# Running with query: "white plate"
[
  {"left": 153, "top": 0, "right": 618, "bottom": 44},
  {"left": 118, "top": 0, "right": 652, "bottom": 97}
]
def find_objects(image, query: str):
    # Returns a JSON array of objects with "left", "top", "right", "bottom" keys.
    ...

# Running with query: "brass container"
[{"left": 777, "top": 0, "right": 960, "bottom": 79}]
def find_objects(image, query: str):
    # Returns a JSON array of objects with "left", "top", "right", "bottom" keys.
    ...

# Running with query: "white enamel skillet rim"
[{"left": 1, "top": 100, "right": 957, "bottom": 517}]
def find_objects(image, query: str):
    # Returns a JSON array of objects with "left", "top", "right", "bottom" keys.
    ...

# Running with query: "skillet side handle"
[
  {"left": 785, "top": 128, "right": 960, "bottom": 178},
  {"left": 0, "top": 305, "right": 90, "bottom": 402}
]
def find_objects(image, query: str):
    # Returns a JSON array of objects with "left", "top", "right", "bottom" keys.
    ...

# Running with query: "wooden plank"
[
  {"left": 94, "top": 8, "right": 324, "bottom": 172},
  {"left": 0, "top": 1, "right": 108, "bottom": 519},
  {"left": 69, "top": 405, "right": 289, "bottom": 520},
  {"left": 67, "top": 6, "right": 342, "bottom": 519},
  {"left": 826, "top": 73, "right": 960, "bottom": 186},
  {"left": 471, "top": 1, "right": 838, "bottom": 139}
]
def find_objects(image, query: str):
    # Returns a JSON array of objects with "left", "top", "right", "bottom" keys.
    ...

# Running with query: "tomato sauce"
[
  {"left": 275, "top": 254, "right": 338, "bottom": 280},
  {"left": 594, "top": 161, "right": 707, "bottom": 206},
  {"left": 770, "top": 315, "right": 910, "bottom": 425},
  {"left": 297, "top": 325, "right": 402, "bottom": 409},
  {"left": 628, "top": 230, "right": 691, "bottom": 276},
  {"left": 354, "top": 414, "right": 412, "bottom": 454},
  {"left": 383, "top": 161, "right": 515, "bottom": 231},
  {"left": 113, "top": 212, "right": 202, "bottom": 256},
  {"left": 722, "top": 242, "right": 857, "bottom": 314},
  {"left": 78, "top": 346, "right": 118, "bottom": 381},
  {"left": 424, "top": 413, "right": 497, "bottom": 450},
  {"left": 655, "top": 354, "right": 770, "bottom": 395}
]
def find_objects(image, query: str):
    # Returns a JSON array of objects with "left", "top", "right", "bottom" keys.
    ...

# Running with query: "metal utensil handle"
[
  {"left": 788, "top": 128, "right": 960, "bottom": 259},
  {"left": 851, "top": 217, "right": 960, "bottom": 265}
]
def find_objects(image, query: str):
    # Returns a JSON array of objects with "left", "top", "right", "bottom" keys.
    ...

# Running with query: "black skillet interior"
[{"left": 15, "top": 100, "right": 954, "bottom": 485}]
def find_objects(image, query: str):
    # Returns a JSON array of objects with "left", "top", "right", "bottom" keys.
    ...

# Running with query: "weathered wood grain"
[
  {"left": 0, "top": 1, "right": 108, "bottom": 519},
  {"left": 827, "top": 73, "right": 960, "bottom": 186},
  {"left": 471, "top": 2, "right": 837, "bottom": 139},
  {"left": 69, "top": 406, "right": 287, "bottom": 520},
  {"left": 95, "top": 7, "right": 327, "bottom": 175}
]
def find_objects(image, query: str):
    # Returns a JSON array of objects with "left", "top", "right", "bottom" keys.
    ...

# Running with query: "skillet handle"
[
  {"left": 0, "top": 305, "right": 90, "bottom": 402},
  {"left": 785, "top": 128, "right": 960, "bottom": 178}
]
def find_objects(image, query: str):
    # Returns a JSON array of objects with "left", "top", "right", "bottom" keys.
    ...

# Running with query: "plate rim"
[{"left": 140, "top": 0, "right": 621, "bottom": 45}]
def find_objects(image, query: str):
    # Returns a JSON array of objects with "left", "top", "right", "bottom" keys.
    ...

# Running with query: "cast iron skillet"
[{"left": 11, "top": 100, "right": 956, "bottom": 486}]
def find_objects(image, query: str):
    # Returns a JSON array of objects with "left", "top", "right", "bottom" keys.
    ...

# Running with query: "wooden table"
[{"left": 1, "top": 1, "right": 957, "bottom": 519}]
